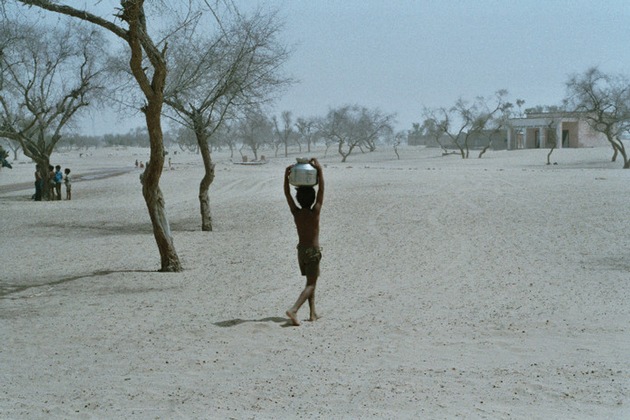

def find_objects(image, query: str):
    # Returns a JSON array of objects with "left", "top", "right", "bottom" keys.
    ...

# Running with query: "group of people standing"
[{"left": 33, "top": 164, "right": 71, "bottom": 201}]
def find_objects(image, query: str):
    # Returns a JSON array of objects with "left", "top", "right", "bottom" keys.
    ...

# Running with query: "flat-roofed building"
[{"left": 506, "top": 112, "right": 608, "bottom": 150}]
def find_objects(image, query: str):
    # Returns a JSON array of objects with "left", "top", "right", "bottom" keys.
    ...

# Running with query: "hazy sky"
[{"left": 81, "top": 0, "right": 630, "bottom": 135}]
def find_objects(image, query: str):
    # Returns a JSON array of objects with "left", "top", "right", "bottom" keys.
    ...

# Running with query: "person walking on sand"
[{"left": 284, "top": 158, "right": 324, "bottom": 326}]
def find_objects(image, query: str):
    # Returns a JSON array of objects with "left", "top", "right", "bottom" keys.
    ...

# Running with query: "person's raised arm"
[
  {"left": 284, "top": 165, "right": 298, "bottom": 214},
  {"left": 311, "top": 158, "right": 324, "bottom": 211}
]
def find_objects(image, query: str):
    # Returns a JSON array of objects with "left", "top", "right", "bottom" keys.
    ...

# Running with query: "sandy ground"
[{"left": 1, "top": 145, "right": 629, "bottom": 419}]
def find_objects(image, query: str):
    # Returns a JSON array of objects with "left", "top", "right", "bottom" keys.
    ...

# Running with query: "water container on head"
[{"left": 289, "top": 158, "right": 318, "bottom": 186}]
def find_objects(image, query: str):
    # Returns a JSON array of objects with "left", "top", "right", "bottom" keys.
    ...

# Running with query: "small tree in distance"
[
  {"left": 273, "top": 111, "right": 294, "bottom": 158},
  {"left": 2, "top": 139, "right": 21, "bottom": 161},
  {"left": 419, "top": 109, "right": 457, "bottom": 155},
  {"left": 237, "top": 108, "right": 273, "bottom": 161},
  {"left": 564, "top": 67, "right": 630, "bottom": 168},
  {"left": 389, "top": 131, "right": 406, "bottom": 160},
  {"left": 545, "top": 118, "right": 558, "bottom": 165},
  {"left": 318, "top": 105, "right": 395, "bottom": 162},
  {"left": 295, "top": 117, "right": 318, "bottom": 153},
  {"left": 427, "top": 90, "right": 511, "bottom": 159},
  {"left": 478, "top": 92, "right": 520, "bottom": 158}
]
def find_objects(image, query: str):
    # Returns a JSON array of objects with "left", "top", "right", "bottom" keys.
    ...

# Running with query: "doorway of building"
[{"left": 562, "top": 130, "right": 569, "bottom": 147}]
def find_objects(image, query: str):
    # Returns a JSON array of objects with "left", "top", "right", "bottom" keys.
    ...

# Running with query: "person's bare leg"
[
  {"left": 308, "top": 295, "right": 319, "bottom": 321},
  {"left": 287, "top": 280, "right": 315, "bottom": 326},
  {"left": 286, "top": 286, "right": 312, "bottom": 326},
  {"left": 307, "top": 276, "right": 319, "bottom": 321},
  {"left": 286, "top": 308, "right": 300, "bottom": 326}
]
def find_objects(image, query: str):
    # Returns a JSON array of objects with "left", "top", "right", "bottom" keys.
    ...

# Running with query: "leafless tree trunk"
[
  {"left": 194, "top": 124, "right": 215, "bottom": 231},
  {"left": 546, "top": 144, "right": 557, "bottom": 165},
  {"left": 545, "top": 120, "right": 558, "bottom": 165},
  {"left": 164, "top": 110, "right": 218, "bottom": 231},
  {"left": 125, "top": 2, "right": 181, "bottom": 271},
  {"left": 338, "top": 139, "right": 357, "bottom": 163},
  {"left": 478, "top": 141, "right": 491, "bottom": 158}
]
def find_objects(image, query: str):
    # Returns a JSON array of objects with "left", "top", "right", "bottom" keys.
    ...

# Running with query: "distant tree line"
[
  {"left": 54, "top": 128, "right": 151, "bottom": 150},
  {"left": 32, "top": 104, "right": 399, "bottom": 165}
]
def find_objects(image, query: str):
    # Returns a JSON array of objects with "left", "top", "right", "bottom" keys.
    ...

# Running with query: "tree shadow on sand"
[{"left": 0, "top": 269, "right": 155, "bottom": 298}]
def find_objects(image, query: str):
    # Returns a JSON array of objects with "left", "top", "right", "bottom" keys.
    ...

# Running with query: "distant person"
[
  {"left": 64, "top": 168, "right": 72, "bottom": 200},
  {"left": 33, "top": 165, "right": 42, "bottom": 201},
  {"left": 284, "top": 158, "right": 325, "bottom": 326},
  {"left": 54, "top": 165, "right": 63, "bottom": 200},
  {"left": 48, "top": 165, "right": 56, "bottom": 200}
]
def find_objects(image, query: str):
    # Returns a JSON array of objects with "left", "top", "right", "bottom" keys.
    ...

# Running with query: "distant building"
[{"left": 506, "top": 111, "right": 608, "bottom": 150}]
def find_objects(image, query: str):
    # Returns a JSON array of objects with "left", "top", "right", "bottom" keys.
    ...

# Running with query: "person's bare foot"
[
  {"left": 286, "top": 310, "right": 300, "bottom": 326},
  {"left": 308, "top": 312, "right": 320, "bottom": 322}
]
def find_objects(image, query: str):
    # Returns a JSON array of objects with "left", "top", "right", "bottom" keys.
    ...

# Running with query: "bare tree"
[
  {"left": 272, "top": 111, "right": 293, "bottom": 158},
  {"left": 358, "top": 107, "right": 395, "bottom": 152},
  {"left": 564, "top": 67, "right": 630, "bottom": 168},
  {"left": 16, "top": 0, "right": 183, "bottom": 271},
  {"left": 2, "top": 139, "right": 21, "bottom": 160},
  {"left": 318, "top": 106, "right": 358, "bottom": 162},
  {"left": 214, "top": 120, "right": 237, "bottom": 158},
  {"left": 318, "top": 104, "right": 394, "bottom": 162},
  {"left": 0, "top": 16, "right": 106, "bottom": 198},
  {"left": 169, "top": 125, "right": 199, "bottom": 153},
  {"left": 423, "top": 91, "right": 511, "bottom": 159},
  {"left": 295, "top": 117, "right": 317, "bottom": 153},
  {"left": 163, "top": 6, "right": 291, "bottom": 231},
  {"left": 389, "top": 130, "right": 405, "bottom": 159},
  {"left": 545, "top": 118, "right": 558, "bottom": 165},
  {"left": 237, "top": 108, "right": 272, "bottom": 161},
  {"left": 419, "top": 109, "right": 456, "bottom": 155},
  {"left": 478, "top": 90, "right": 517, "bottom": 158}
]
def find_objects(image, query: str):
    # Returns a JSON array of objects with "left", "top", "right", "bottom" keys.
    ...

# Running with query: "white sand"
[{"left": 1, "top": 145, "right": 629, "bottom": 419}]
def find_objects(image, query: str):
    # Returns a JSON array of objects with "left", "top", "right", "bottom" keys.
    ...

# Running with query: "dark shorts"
[{"left": 297, "top": 245, "right": 322, "bottom": 277}]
